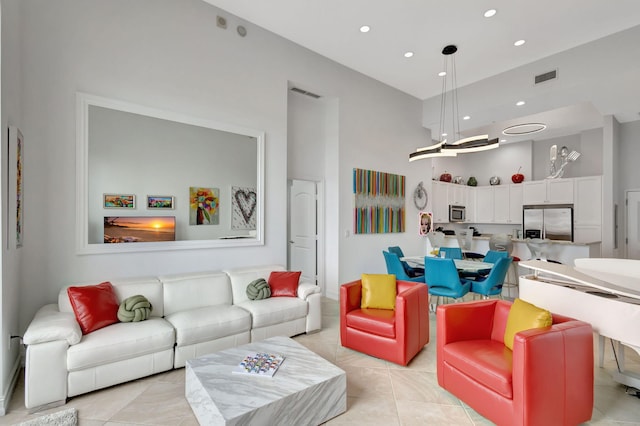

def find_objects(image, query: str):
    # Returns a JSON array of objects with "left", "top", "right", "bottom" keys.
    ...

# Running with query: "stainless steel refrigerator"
[{"left": 523, "top": 204, "right": 574, "bottom": 242}]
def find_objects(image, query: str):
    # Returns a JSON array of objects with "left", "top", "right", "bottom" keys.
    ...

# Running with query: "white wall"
[
  {"left": 287, "top": 90, "right": 328, "bottom": 182},
  {"left": 286, "top": 78, "right": 429, "bottom": 298},
  {"left": 11, "top": 0, "right": 428, "bottom": 331},
  {"left": 619, "top": 119, "right": 640, "bottom": 257},
  {"left": 1, "top": 0, "right": 23, "bottom": 413},
  {"left": 531, "top": 130, "right": 603, "bottom": 180}
]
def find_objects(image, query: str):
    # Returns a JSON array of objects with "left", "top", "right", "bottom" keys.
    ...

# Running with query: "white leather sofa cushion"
[
  {"left": 165, "top": 305, "right": 251, "bottom": 346},
  {"left": 23, "top": 304, "right": 82, "bottom": 345},
  {"left": 67, "top": 318, "right": 175, "bottom": 371},
  {"left": 225, "top": 265, "right": 285, "bottom": 305},
  {"left": 160, "top": 271, "right": 231, "bottom": 316},
  {"left": 58, "top": 277, "right": 164, "bottom": 317},
  {"left": 236, "top": 297, "right": 308, "bottom": 328}
]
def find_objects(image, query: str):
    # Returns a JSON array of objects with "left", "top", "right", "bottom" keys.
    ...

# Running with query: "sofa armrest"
[
  {"left": 297, "top": 281, "right": 321, "bottom": 300},
  {"left": 436, "top": 300, "right": 497, "bottom": 346},
  {"left": 512, "top": 320, "right": 594, "bottom": 425},
  {"left": 23, "top": 304, "right": 82, "bottom": 346}
]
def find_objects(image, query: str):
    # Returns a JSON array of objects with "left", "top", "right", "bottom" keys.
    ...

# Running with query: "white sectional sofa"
[{"left": 22, "top": 265, "right": 321, "bottom": 411}]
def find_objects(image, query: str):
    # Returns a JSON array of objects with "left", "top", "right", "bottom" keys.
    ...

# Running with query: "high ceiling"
[{"left": 202, "top": 0, "right": 640, "bottom": 142}]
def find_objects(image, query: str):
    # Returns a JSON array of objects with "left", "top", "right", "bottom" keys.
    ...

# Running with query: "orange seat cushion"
[
  {"left": 443, "top": 339, "right": 514, "bottom": 399},
  {"left": 345, "top": 308, "right": 396, "bottom": 338}
]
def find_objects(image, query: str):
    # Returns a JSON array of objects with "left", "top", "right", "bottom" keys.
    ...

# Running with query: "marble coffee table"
[{"left": 185, "top": 335, "right": 346, "bottom": 425}]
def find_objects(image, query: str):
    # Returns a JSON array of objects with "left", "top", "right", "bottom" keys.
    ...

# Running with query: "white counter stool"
[
  {"left": 490, "top": 234, "right": 519, "bottom": 299},
  {"left": 525, "top": 238, "right": 550, "bottom": 261},
  {"left": 504, "top": 256, "right": 521, "bottom": 299}
]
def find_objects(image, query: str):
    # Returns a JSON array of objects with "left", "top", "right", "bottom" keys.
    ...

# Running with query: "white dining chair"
[{"left": 427, "top": 231, "right": 445, "bottom": 253}]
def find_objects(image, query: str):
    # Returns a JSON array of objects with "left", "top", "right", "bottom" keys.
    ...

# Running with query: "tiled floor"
[{"left": 3, "top": 297, "right": 640, "bottom": 425}]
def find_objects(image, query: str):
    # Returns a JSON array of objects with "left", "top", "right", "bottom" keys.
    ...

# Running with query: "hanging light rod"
[{"left": 409, "top": 44, "right": 499, "bottom": 161}]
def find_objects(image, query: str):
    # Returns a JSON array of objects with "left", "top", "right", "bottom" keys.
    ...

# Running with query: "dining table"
[{"left": 401, "top": 256, "right": 494, "bottom": 273}]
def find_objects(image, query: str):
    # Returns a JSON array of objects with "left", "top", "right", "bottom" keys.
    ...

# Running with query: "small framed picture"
[
  {"left": 418, "top": 211, "right": 433, "bottom": 236},
  {"left": 147, "top": 195, "right": 175, "bottom": 209},
  {"left": 104, "top": 194, "right": 136, "bottom": 209}
]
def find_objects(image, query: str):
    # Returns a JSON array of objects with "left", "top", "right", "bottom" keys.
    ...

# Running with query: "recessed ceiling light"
[
  {"left": 502, "top": 123, "right": 547, "bottom": 135},
  {"left": 438, "top": 71, "right": 447, "bottom": 77},
  {"left": 359, "top": 25, "right": 370, "bottom": 33},
  {"left": 442, "top": 133, "right": 448, "bottom": 137},
  {"left": 516, "top": 101, "right": 526, "bottom": 106},
  {"left": 484, "top": 9, "right": 497, "bottom": 18},
  {"left": 404, "top": 51, "right": 414, "bottom": 58},
  {"left": 514, "top": 39, "right": 526, "bottom": 47},
  {"left": 463, "top": 115, "right": 471, "bottom": 120},
  {"left": 500, "top": 139, "right": 507, "bottom": 143}
]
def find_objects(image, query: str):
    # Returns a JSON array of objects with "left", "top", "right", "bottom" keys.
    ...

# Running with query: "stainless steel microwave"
[{"left": 449, "top": 205, "right": 466, "bottom": 222}]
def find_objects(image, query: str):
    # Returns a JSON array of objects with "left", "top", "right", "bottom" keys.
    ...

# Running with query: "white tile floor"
[{"left": 3, "top": 298, "right": 640, "bottom": 425}]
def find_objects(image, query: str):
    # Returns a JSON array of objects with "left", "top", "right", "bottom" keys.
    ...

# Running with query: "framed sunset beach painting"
[{"left": 103, "top": 216, "right": 175, "bottom": 243}]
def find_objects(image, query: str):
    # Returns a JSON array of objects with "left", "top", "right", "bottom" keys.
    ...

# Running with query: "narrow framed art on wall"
[
  {"left": 8, "top": 126, "right": 24, "bottom": 248},
  {"left": 103, "top": 194, "right": 136, "bottom": 209},
  {"left": 146, "top": 195, "right": 174, "bottom": 209}
]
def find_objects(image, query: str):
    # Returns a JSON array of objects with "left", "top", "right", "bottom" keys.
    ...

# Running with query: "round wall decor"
[{"left": 413, "top": 181, "right": 428, "bottom": 210}]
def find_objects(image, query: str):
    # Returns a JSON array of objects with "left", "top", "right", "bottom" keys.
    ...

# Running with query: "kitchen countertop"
[{"left": 443, "top": 234, "right": 601, "bottom": 246}]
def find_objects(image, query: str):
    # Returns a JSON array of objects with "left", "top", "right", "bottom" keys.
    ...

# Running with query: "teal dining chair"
[
  {"left": 439, "top": 247, "right": 463, "bottom": 260},
  {"left": 483, "top": 250, "right": 509, "bottom": 264},
  {"left": 388, "top": 246, "right": 424, "bottom": 278},
  {"left": 471, "top": 257, "right": 513, "bottom": 299},
  {"left": 424, "top": 257, "right": 472, "bottom": 309},
  {"left": 461, "top": 250, "right": 509, "bottom": 279},
  {"left": 382, "top": 251, "right": 424, "bottom": 282}
]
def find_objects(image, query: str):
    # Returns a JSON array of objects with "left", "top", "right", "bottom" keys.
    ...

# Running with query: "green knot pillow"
[
  {"left": 246, "top": 278, "right": 271, "bottom": 300},
  {"left": 118, "top": 295, "right": 153, "bottom": 322}
]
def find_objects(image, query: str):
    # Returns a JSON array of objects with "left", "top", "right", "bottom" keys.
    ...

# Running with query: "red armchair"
[
  {"left": 437, "top": 299, "right": 593, "bottom": 426},
  {"left": 340, "top": 279, "right": 429, "bottom": 366}
]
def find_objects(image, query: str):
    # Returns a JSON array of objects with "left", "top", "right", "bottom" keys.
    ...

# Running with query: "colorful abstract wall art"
[
  {"left": 353, "top": 168, "right": 405, "bottom": 234},
  {"left": 231, "top": 186, "right": 257, "bottom": 230},
  {"left": 9, "top": 126, "right": 24, "bottom": 248},
  {"left": 189, "top": 187, "right": 219, "bottom": 225}
]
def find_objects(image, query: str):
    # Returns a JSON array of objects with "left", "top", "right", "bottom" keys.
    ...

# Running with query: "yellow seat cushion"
[
  {"left": 361, "top": 274, "right": 397, "bottom": 310},
  {"left": 504, "top": 298, "right": 552, "bottom": 350}
]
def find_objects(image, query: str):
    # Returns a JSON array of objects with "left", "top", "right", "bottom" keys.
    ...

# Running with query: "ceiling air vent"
[
  {"left": 534, "top": 69, "right": 557, "bottom": 85},
  {"left": 290, "top": 87, "right": 321, "bottom": 99}
]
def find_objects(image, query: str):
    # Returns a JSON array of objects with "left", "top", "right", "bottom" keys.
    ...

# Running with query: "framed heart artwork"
[{"left": 231, "top": 186, "right": 257, "bottom": 230}]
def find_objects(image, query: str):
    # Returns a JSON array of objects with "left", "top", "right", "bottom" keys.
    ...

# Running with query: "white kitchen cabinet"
[
  {"left": 573, "top": 176, "right": 602, "bottom": 243},
  {"left": 493, "top": 186, "right": 510, "bottom": 223},
  {"left": 574, "top": 225, "right": 602, "bottom": 244},
  {"left": 547, "top": 179, "right": 574, "bottom": 203},
  {"left": 574, "top": 176, "right": 602, "bottom": 226},
  {"left": 509, "top": 184, "right": 524, "bottom": 224},
  {"left": 475, "top": 186, "right": 494, "bottom": 223},
  {"left": 465, "top": 187, "right": 476, "bottom": 223},
  {"left": 478, "top": 184, "right": 523, "bottom": 224},
  {"left": 522, "top": 181, "right": 547, "bottom": 204},
  {"left": 448, "top": 184, "right": 466, "bottom": 206},
  {"left": 431, "top": 181, "right": 449, "bottom": 223},
  {"left": 523, "top": 178, "right": 573, "bottom": 204}
]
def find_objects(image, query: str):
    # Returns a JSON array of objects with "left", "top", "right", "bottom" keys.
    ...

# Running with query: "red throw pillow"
[
  {"left": 268, "top": 271, "right": 301, "bottom": 297},
  {"left": 67, "top": 282, "right": 120, "bottom": 334}
]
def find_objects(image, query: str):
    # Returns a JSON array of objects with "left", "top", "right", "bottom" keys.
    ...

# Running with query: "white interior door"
[
  {"left": 288, "top": 180, "right": 317, "bottom": 285},
  {"left": 627, "top": 190, "right": 640, "bottom": 259}
]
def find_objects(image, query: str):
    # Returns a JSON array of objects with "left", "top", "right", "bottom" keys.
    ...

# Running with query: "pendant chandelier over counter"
[{"left": 410, "top": 44, "right": 499, "bottom": 162}]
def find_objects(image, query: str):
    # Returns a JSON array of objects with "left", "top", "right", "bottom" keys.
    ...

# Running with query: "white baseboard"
[{"left": 0, "top": 355, "right": 22, "bottom": 416}]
